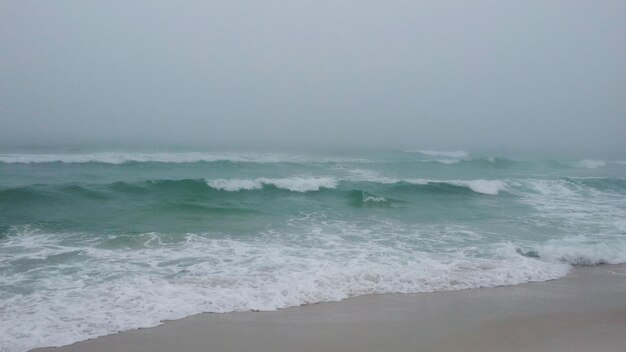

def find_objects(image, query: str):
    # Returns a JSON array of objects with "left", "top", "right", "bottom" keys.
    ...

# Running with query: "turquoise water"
[{"left": 1, "top": 149, "right": 625, "bottom": 351}]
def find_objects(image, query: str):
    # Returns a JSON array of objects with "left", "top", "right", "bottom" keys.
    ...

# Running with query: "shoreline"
[{"left": 32, "top": 264, "right": 626, "bottom": 352}]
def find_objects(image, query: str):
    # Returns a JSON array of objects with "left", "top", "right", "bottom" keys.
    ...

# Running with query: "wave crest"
[
  {"left": 522, "top": 236, "right": 626, "bottom": 266},
  {"left": 404, "top": 150, "right": 469, "bottom": 158},
  {"left": 206, "top": 177, "right": 338, "bottom": 192},
  {"left": 402, "top": 179, "right": 507, "bottom": 195},
  {"left": 576, "top": 159, "right": 607, "bottom": 169}
]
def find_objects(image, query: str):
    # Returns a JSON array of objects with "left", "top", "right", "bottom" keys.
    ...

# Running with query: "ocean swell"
[{"left": 0, "top": 152, "right": 368, "bottom": 164}]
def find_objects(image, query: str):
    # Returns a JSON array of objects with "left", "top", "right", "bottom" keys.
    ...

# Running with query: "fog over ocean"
[{"left": 1, "top": 1, "right": 625, "bottom": 351}]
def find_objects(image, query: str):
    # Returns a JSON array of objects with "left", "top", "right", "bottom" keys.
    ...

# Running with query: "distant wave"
[
  {"left": 404, "top": 150, "right": 469, "bottom": 158},
  {"left": 4, "top": 154, "right": 625, "bottom": 173},
  {"left": 418, "top": 159, "right": 463, "bottom": 165},
  {"left": 423, "top": 157, "right": 625, "bottom": 170},
  {"left": 0, "top": 152, "right": 368, "bottom": 164},
  {"left": 576, "top": 159, "right": 607, "bottom": 169},
  {"left": 554, "top": 159, "right": 626, "bottom": 169}
]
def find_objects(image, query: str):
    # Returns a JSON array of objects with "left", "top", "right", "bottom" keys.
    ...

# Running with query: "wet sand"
[{"left": 32, "top": 264, "right": 626, "bottom": 352}]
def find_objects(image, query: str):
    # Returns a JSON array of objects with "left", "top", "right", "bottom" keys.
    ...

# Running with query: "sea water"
[{"left": 1, "top": 149, "right": 625, "bottom": 351}]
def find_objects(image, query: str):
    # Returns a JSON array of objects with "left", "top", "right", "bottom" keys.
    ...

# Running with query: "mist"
[{"left": 1, "top": 0, "right": 625, "bottom": 156}]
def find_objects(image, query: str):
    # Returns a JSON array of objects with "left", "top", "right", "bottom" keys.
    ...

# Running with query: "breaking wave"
[
  {"left": 518, "top": 236, "right": 626, "bottom": 266},
  {"left": 0, "top": 228, "right": 575, "bottom": 352},
  {"left": 206, "top": 177, "right": 338, "bottom": 192},
  {"left": 404, "top": 150, "right": 469, "bottom": 158}
]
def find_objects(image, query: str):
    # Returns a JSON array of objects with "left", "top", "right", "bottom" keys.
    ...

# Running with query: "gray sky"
[{"left": 1, "top": 0, "right": 625, "bottom": 155}]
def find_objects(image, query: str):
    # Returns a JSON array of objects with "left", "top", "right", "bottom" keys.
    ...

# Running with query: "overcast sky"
[{"left": 1, "top": 1, "right": 625, "bottom": 155}]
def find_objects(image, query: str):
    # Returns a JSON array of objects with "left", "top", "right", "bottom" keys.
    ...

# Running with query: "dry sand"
[{"left": 32, "top": 264, "right": 626, "bottom": 352}]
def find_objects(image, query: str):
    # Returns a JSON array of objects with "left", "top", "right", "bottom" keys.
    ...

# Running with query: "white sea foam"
[
  {"left": 0, "top": 152, "right": 368, "bottom": 164},
  {"left": 342, "top": 168, "right": 508, "bottom": 195},
  {"left": 514, "top": 178, "right": 626, "bottom": 235},
  {"left": 405, "top": 179, "right": 508, "bottom": 195},
  {"left": 206, "top": 179, "right": 264, "bottom": 191},
  {"left": 531, "top": 236, "right": 626, "bottom": 266},
  {"left": 363, "top": 195, "right": 387, "bottom": 202},
  {"left": 206, "top": 175, "right": 509, "bottom": 195},
  {"left": 0, "top": 225, "right": 571, "bottom": 352},
  {"left": 206, "top": 177, "right": 338, "bottom": 192},
  {"left": 455, "top": 180, "right": 507, "bottom": 195},
  {"left": 266, "top": 177, "right": 338, "bottom": 192},
  {"left": 405, "top": 150, "right": 469, "bottom": 158}
]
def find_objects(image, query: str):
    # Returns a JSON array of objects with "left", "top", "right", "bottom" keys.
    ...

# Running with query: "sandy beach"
[{"left": 31, "top": 264, "right": 626, "bottom": 352}]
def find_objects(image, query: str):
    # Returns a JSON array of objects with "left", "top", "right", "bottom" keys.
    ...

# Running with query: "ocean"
[{"left": 1, "top": 149, "right": 625, "bottom": 351}]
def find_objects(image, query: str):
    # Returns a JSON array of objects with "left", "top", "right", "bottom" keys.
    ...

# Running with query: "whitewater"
[{"left": 1, "top": 149, "right": 625, "bottom": 352}]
